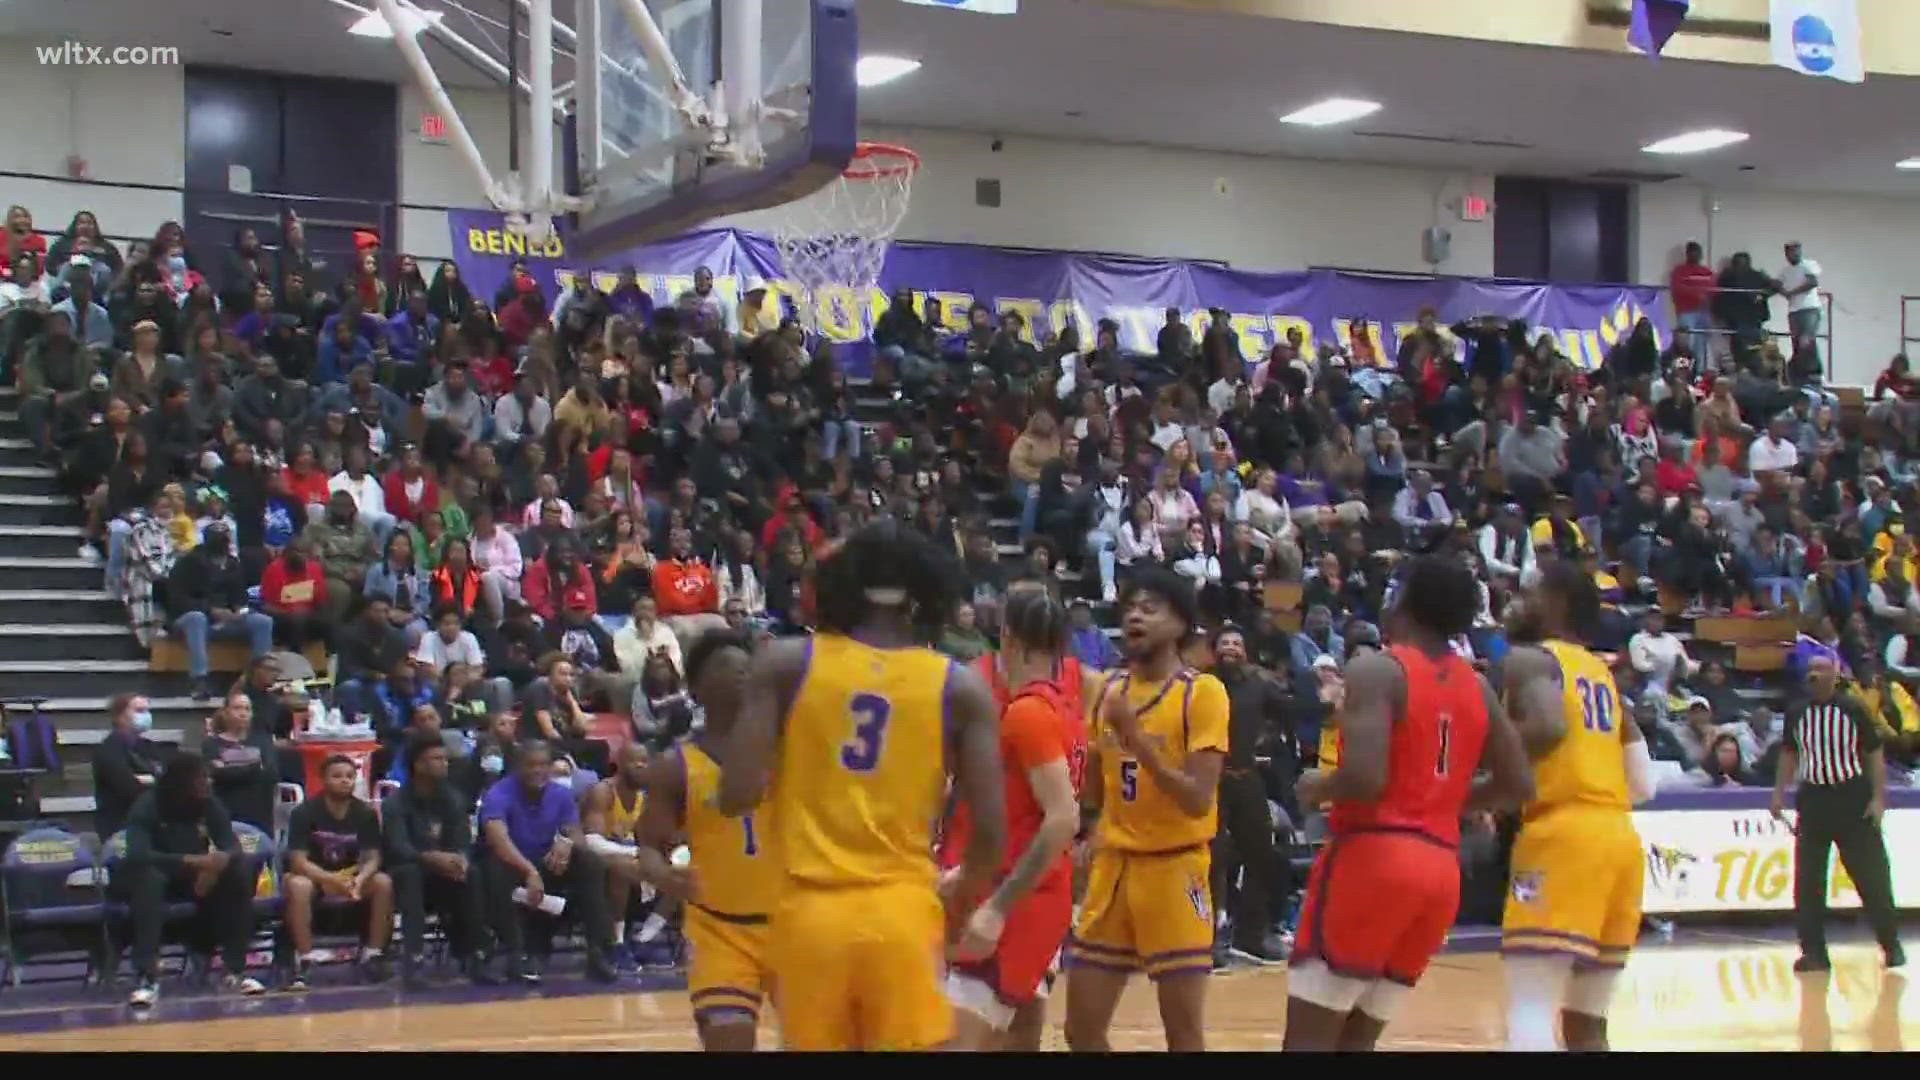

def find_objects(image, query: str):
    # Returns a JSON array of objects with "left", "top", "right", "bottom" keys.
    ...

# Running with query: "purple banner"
[{"left": 448, "top": 209, "right": 1666, "bottom": 375}]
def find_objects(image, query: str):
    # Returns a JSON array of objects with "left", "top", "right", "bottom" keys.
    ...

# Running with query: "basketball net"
[{"left": 770, "top": 142, "right": 919, "bottom": 331}]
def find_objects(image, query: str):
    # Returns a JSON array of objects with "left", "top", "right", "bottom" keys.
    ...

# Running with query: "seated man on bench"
[{"left": 284, "top": 754, "right": 395, "bottom": 989}]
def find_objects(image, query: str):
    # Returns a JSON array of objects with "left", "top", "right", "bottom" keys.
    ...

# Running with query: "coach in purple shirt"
[{"left": 477, "top": 738, "right": 616, "bottom": 983}]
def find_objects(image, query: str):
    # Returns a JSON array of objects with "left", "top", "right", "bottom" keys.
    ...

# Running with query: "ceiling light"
[
  {"left": 856, "top": 55, "right": 921, "bottom": 87},
  {"left": 1279, "top": 98, "right": 1381, "bottom": 128},
  {"left": 1641, "top": 128, "right": 1749, "bottom": 155},
  {"left": 348, "top": 6, "right": 444, "bottom": 38},
  {"left": 1898, "top": 157, "right": 1920, "bottom": 171}
]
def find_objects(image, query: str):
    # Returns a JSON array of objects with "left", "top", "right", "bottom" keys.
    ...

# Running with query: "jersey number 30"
[
  {"left": 841, "top": 693, "right": 893, "bottom": 773},
  {"left": 1574, "top": 677, "right": 1614, "bottom": 734}
]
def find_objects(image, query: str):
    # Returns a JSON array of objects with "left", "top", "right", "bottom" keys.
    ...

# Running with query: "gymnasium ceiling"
[{"left": 2, "top": 0, "right": 1918, "bottom": 197}]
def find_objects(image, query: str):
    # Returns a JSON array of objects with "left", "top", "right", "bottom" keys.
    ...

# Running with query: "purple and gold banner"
[{"left": 449, "top": 209, "right": 1666, "bottom": 375}]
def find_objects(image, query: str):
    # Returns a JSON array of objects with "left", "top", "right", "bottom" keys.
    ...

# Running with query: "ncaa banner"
[
  {"left": 1770, "top": 0, "right": 1865, "bottom": 83},
  {"left": 447, "top": 210, "right": 1666, "bottom": 377}
]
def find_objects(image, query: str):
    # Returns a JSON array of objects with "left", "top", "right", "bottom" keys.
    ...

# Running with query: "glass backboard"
[{"left": 571, "top": 0, "right": 857, "bottom": 260}]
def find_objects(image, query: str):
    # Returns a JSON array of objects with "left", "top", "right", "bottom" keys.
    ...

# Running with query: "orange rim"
[{"left": 842, "top": 141, "right": 920, "bottom": 181}]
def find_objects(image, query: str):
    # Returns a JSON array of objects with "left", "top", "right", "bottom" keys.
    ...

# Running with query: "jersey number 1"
[
  {"left": 1435, "top": 713, "right": 1453, "bottom": 776},
  {"left": 841, "top": 693, "right": 893, "bottom": 773},
  {"left": 741, "top": 813, "right": 758, "bottom": 856}
]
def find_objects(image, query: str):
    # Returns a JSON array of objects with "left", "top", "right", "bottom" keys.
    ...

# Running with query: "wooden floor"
[{"left": 0, "top": 937, "right": 1909, "bottom": 1051}]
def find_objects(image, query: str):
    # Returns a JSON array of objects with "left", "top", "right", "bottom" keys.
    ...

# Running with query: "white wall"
[
  {"left": 1635, "top": 183, "right": 1920, "bottom": 386},
  {"left": 0, "top": 38, "right": 184, "bottom": 241},
  {"left": 724, "top": 126, "right": 1496, "bottom": 276}
]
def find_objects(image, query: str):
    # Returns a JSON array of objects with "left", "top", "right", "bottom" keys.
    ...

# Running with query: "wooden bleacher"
[
  {"left": 149, "top": 638, "right": 329, "bottom": 675},
  {"left": 1733, "top": 643, "right": 1790, "bottom": 673},
  {"left": 1695, "top": 613, "right": 1797, "bottom": 647},
  {"left": 1262, "top": 580, "right": 1304, "bottom": 632}
]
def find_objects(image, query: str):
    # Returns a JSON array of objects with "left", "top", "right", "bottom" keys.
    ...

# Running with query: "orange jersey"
[
  {"left": 1327, "top": 645, "right": 1487, "bottom": 847},
  {"left": 942, "top": 679, "right": 1087, "bottom": 890}
]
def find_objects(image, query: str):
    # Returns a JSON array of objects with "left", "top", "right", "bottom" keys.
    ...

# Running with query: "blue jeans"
[
  {"left": 173, "top": 609, "right": 274, "bottom": 679},
  {"left": 1675, "top": 309, "right": 1712, "bottom": 362},
  {"left": 1620, "top": 535, "right": 1653, "bottom": 578},
  {"left": 1789, "top": 306, "right": 1822, "bottom": 344},
  {"left": 105, "top": 518, "right": 133, "bottom": 599},
  {"left": 822, "top": 419, "right": 861, "bottom": 460},
  {"left": 1753, "top": 576, "right": 1805, "bottom": 609},
  {"left": 1087, "top": 529, "right": 1117, "bottom": 597},
  {"left": 1016, "top": 479, "right": 1041, "bottom": 540},
  {"left": 1833, "top": 564, "right": 1869, "bottom": 613}
]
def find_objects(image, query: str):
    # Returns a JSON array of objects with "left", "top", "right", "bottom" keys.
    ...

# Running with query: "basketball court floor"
[{"left": 0, "top": 930, "right": 1906, "bottom": 1051}]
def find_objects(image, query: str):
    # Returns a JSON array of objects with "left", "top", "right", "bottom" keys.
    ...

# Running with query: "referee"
[{"left": 1771, "top": 655, "right": 1906, "bottom": 972}]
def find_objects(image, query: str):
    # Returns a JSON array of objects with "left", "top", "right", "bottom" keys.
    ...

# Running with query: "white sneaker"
[
  {"left": 222, "top": 973, "right": 266, "bottom": 996},
  {"left": 1102, "top": 583, "right": 1118, "bottom": 605},
  {"left": 635, "top": 913, "right": 668, "bottom": 944},
  {"left": 77, "top": 544, "right": 102, "bottom": 565},
  {"left": 128, "top": 978, "right": 159, "bottom": 1009}
]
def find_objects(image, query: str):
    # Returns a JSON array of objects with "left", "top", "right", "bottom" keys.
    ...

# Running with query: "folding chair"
[
  {"left": 101, "top": 830, "right": 206, "bottom": 986},
  {"left": 273, "top": 782, "right": 305, "bottom": 849},
  {"left": 0, "top": 826, "right": 108, "bottom": 987}
]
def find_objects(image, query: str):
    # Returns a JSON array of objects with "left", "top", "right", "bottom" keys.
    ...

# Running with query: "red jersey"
[
  {"left": 941, "top": 656, "right": 1088, "bottom": 888},
  {"left": 1327, "top": 644, "right": 1487, "bottom": 847}
]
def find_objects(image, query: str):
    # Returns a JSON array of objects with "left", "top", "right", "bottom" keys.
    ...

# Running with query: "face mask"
[
  {"left": 167, "top": 256, "right": 186, "bottom": 274},
  {"left": 481, "top": 753, "right": 504, "bottom": 775},
  {"left": 132, "top": 709, "right": 154, "bottom": 733}
]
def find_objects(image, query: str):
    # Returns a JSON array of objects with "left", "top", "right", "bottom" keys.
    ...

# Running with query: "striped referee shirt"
[{"left": 1784, "top": 694, "right": 1882, "bottom": 786}]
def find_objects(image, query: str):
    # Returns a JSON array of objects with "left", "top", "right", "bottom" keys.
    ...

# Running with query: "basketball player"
[
  {"left": 1064, "top": 566, "right": 1228, "bottom": 1053},
  {"left": 1499, "top": 561, "right": 1656, "bottom": 1052},
  {"left": 718, "top": 523, "right": 1006, "bottom": 1051},
  {"left": 580, "top": 743, "right": 660, "bottom": 958},
  {"left": 633, "top": 630, "right": 767, "bottom": 1050},
  {"left": 1284, "top": 556, "right": 1533, "bottom": 1051},
  {"left": 944, "top": 589, "right": 1088, "bottom": 1051}
]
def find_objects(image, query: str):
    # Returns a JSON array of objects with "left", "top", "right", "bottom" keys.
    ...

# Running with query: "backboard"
[{"left": 571, "top": 0, "right": 857, "bottom": 260}]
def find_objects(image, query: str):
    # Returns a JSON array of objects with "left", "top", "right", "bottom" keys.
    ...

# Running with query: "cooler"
[{"left": 293, "top": 736, "right": 380, "bottom": 801}]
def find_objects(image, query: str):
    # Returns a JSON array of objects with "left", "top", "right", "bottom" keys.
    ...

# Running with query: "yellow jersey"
[
  {"left": 1090, "top": 669, "right": 1230, "bottom": 852},
  {"left": 1525, "top": 639, "right": 1631, "bottom": 820},
  {"left": 681, "top": 740, "right": 779, "bottom": 918},
  {"left": 772, "top": 633, "right": 952, "bottom": 889},
  {"left": 603, "top": 782, "right": 645, "bottom": 844}
]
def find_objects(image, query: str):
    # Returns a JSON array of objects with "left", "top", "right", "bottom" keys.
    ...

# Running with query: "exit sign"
[
  {"left": 1460, "top": 193, "right": 1491, "bottom": 222},
  {"left": 419, "top": 112, "right": 449, "bottom": 144}
]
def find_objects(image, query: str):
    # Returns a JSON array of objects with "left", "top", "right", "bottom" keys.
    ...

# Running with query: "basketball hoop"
[{"left": 771, "top": 142, "right": 920, "bottom": 327}]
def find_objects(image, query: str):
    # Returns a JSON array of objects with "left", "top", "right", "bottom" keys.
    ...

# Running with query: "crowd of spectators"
[{"left": 9, "top": 197, "right": 1920, "bottom": 992}]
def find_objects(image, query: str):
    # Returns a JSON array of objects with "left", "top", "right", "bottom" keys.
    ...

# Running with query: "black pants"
[
  {"left": 112, "top": 856, "right": 256, "bottom": 978},
  {"left": 391, "top": 859, "right": 485, "bottom": 958},
  {"left": 271, "top": 611, "right": 329, "bottom": 653},
  {"left": 1794, "top": 776, "right": 1902, "bottom": 960},
  {"left": 1210, "top": 767, "right": 1281, "bottom": 946},
  {"left": 480, "top": 847, "right": 612, "bottom": 956}
]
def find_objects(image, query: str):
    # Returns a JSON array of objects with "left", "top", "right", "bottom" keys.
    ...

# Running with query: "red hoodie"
[
  {"left": 760, "top": 483, "right": 826, "bottom": 552},
  {"left": 382, "top": 467, "right": 441, "bottom": 526}
]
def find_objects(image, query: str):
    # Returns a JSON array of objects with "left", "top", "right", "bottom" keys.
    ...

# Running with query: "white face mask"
[{"left": 131, "top": 709, "right": 154, "bottom": 733}]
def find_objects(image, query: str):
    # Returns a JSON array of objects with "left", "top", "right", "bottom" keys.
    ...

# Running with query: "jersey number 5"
[
  {"left": 841, "top": 693, "right": 893, "bottom": 773},
  {"left": 1120, "top": 759, "right": 1139, "bottom": 801}
]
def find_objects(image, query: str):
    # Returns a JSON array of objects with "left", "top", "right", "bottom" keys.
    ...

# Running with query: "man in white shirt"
[
  {"left": 1777, "top": 241, "right": 1823, "bottom": 347},
  {"left": 1391, "top": 469, "right": 1454, "bottom": 542},
  {"left": 1748, "top": 412, "right": 1800, "bottom": 481},
  {"left": 328, "top": 445, "right": 394, "bottom": 547},
  {"left": 413, "top": 607, "right": 513, "bottom": 710},
  {"left": 1629, "top": 609, "right": 1698, "bottom": 700}
]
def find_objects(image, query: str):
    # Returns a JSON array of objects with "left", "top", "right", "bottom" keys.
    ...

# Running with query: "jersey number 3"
[{"left": 841, "top": 693, "right": 893, "bottom": 773}]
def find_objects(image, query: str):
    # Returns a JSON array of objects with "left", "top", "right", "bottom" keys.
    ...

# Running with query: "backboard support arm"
[{"left": 375, "top": 0, "right": 510, "bottom": 212}]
